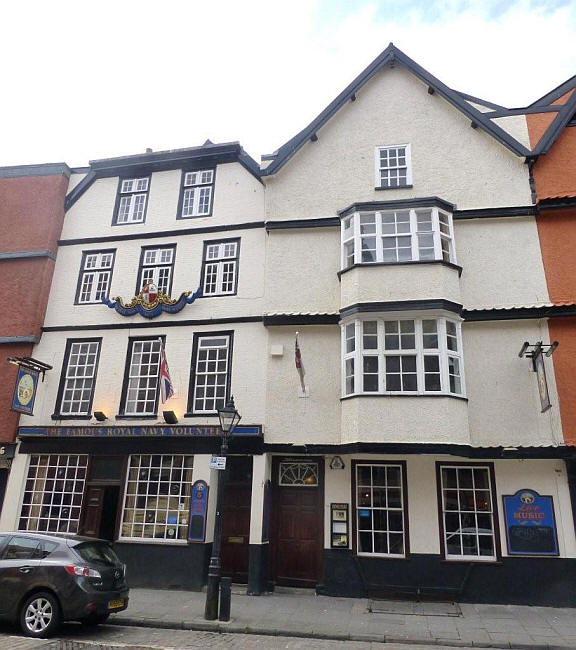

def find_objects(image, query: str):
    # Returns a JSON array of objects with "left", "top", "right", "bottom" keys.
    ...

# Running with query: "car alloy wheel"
[{"left": 20, "top": 592, "right": 61, "bottom": 637}]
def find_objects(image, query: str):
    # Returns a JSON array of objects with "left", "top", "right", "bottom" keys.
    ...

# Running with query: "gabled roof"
[
  {"left": 528, "top": 86, "right": 576, "bottom": 156},
  {"left": 261, "top": 43, "right": 531, "bottom": 175},
  {"left": 65, "top": 141, "right": 261, "bottom": 211}
]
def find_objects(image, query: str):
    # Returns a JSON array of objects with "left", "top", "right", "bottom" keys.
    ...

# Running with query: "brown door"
[
  {"left": 79, "top": 486, "right": 105, "bottom": 537},
  {"left": 221, "top": 457, "right": 252, "bottom": 583},
  {"left": 271, "top": 457, "right": 324, "bottom": 587}
]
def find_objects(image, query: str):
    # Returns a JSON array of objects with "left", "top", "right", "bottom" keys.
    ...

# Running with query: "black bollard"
[{"left": 219, "top": 577, "right": 231, "bottom": 622}]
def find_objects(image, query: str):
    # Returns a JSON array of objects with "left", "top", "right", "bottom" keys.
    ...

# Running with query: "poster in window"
[
  {"left": 534, "top": 352, "right": 551, "bottom": 413},
  {"left": 11, "top": 367, "right": 39, "bottom": 415},
  {"left": 503, "top": 489, "right": 558, "bottom": 556}
]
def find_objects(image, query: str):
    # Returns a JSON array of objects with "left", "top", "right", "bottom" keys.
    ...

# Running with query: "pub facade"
[{"left": 1, "top": 45, "right": 575, "bottom": 605}]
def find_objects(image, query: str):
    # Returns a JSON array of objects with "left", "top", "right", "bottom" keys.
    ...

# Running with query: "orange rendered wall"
[
  {"left": 548, "top": 319, "right": 576, "bottom": 445},
  {"left": 528, "top": 122, "right": 576, "bottom": 199}
]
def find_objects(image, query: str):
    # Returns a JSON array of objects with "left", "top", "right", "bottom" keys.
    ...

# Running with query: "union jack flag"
[{"left": 159, "top": 338, "right": 174, "bottom": 403}]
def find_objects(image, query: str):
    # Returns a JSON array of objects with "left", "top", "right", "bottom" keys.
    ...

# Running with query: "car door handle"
[{"left": 19, "top": 566, "right": 33, "bottom": 573}]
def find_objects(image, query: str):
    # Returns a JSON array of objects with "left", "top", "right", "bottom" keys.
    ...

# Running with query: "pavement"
[{"left": 108, "top": 587, "right": 576, "bottom": 649}]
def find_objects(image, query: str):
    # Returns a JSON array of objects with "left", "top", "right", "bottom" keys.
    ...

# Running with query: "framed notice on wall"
[
  {"left": 330, "top": 503, "right": 349, "bottom": 548},
  {"left": 502, "top": 489, "right": 558, "bottom": 556},
  {"left": 188, "top": 480, "right": 209, "bottom": 542}
]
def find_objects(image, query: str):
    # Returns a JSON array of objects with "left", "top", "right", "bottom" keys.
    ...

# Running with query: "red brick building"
[{"left": 0, "top": 163, "right": 70, "bottom": 513}]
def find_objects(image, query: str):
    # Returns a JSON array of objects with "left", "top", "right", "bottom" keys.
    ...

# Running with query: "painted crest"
[
  {"left": 141, "top": 283, "right": 158, "bottom": 305},
  {"left": 102, "top": 286, "right": 202, "bottom": 319}
]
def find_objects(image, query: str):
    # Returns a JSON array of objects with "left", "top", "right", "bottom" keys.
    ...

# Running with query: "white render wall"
[
  {"left": 44, "top": 227, "right": 266, "bottom": 328},
  {"left": 322, "top": 454, "right": 575, "bottom": 558},
  {"left": 62, "top": 163, "right": 264, "bottom": 241},
  {"left": 264, "top": 66, "right": 532, "bottom": 220},
  {"left": 26, "top": 323, "right": 267, "bottom": 427}
]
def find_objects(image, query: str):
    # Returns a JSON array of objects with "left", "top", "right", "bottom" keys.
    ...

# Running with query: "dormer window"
[
  {"left": 375, "top": 145, "right": 412, "bottom": 189},
  {"left": 178, "top": 169, "right": 215, "bottom": 218},
  {"left": 113, "top": 177, "right": 150, "bottom": 225},
  {"left": 341, "top": 204, "right": 456, "bottom": 269}
]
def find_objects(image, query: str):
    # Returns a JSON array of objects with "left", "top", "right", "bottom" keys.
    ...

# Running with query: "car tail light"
[{"left": 65, "top": 565, "right": 102, "bottom": 579}]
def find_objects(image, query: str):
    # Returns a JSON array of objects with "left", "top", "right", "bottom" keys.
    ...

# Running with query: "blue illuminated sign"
[{"left": 503, "top": 489, "right": 558, "bottom": 556}]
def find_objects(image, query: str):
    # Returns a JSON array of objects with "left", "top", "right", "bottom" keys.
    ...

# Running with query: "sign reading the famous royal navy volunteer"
[
  {"left": 503, "top": 489, "right": 558, "bottom": 556},
  {"left": 11, "top": 367, "right": 39, "bottom": 415},
  {"left": 18, "top": 425, "right": 262, "bottom": 438}
]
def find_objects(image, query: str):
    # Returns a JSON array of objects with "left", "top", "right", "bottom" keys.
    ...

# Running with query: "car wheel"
[
  {"left": 19, "top": 591, "right": 61, "bottom": 638},
  {"left": 81, "top": 612, "right": 110, "bottom": 626}
]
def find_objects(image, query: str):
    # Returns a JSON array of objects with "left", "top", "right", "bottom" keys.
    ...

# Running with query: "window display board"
[{"left": 331, "top": 503, "right": 349, "bottom": 548}]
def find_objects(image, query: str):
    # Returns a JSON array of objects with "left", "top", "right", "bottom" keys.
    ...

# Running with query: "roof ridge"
[{"left": 261, "top": 44, "right": 530, "bottom": 175}]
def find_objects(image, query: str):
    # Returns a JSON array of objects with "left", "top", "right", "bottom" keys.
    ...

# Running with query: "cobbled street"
[{"left": 0, "top": 624, "right": 473, "bottom": 650}]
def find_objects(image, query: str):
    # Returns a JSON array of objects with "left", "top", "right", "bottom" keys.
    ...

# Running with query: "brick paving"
[{"left": 108, "top": 587, "right": 576, "bottom": 648}]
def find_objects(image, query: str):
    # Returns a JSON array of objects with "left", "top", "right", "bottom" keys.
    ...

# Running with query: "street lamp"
[{"left": 204, "top": 396, "right": 241, "bottom": 620}]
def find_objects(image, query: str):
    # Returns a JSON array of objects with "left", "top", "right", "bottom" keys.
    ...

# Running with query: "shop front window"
[
  {"left": 120, "top": 455, "right": 194, "bottom": 542},
  {"left": 19, "top": 455, "right": 88, "bottom": 534}
]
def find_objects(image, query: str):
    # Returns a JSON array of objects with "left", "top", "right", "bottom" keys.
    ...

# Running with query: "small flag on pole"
[
  {"left": 159, "top": 338, "right": 174, "bottom": 403},
  {"left": 295, "top": 332, "right": 306, "bottom": 394}
]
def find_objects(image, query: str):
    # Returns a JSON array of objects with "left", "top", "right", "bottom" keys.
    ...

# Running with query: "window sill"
[
  {"left": 115, "top": 414, "right": 159, "bottom": 420},
  {"left": 340, "top": 393, "right": 468, "bottom": 402},
  {"left": 356, "top": 553, "right": 410, "bottom": 561},
  {"left": 111, "top": 220, "right": 146, "bottom": 227},
  {"left": 338, "top": 259, "right": 462, "bottom": 278},
  {"left": 115, "top": 538, "right": 189, "bottom": 545},
  {"left": 183, "top": 412, "right": 220, "bottom": 419},
  {"left": 51, "top": 414, "right": 92, "bottom": 421},
  {"left": 440, "top": 558, "right": 502, "bottom": 565},
  {"left": 176, "top": 213, "right": 213, "bottom": 220},
  {"left": 199, "top": 292, "right": 237, "bottom": 298},
  {"left": 374, "top": 184, "right": 413, "bottom": 191}
]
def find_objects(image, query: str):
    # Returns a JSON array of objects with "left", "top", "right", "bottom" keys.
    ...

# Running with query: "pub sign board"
[
  {"left": 11, "top": 367, "right": 39, "bottom": 415},
  {"left": 503, "top": 489, "right": 558, "bottom": 556}
]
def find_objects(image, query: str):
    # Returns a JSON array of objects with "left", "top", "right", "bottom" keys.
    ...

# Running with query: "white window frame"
[
  {"left": 201, "top": 239, "right": 239, "bottom": 296},
  {"left": 439, "top": 464, "right": 498, "bottom": 562},
  {"left": 115, "top": 177, "right": 150, "bottom": 225},
  {"left": 375, "top": 144, "right": 412, "bottom": 189},
  {"left": 119, "top": 454, "right": 194, "bottom": 543},
  {"left": 137, "top": 246, "right": 176, "bottom": 295},
  {"left": 341, "top": 315, "right": 465, "bottom": 397},
  {"left": 122, "top": 338, "right": 162, "bottom": 416},
  {"left": 340, "top": 207, "right": 456, "bottom": 269},
  {"left": 19, "top": 454, "right": 88, "bottom": 534},
  {"left": 180, "top": 169, "right": 214, "bottom": 218},
  {"left": 189, "top": 333, "right": 232, "bottom": 414},
  {"left": 57, "top": 340, "right": 101, "bottom": 416},
  {"left": 76, "top": 251, "right": 115, "bottom": 304},
  {"left": 355, "top": 463, "right": 407, "bottom": 558}
]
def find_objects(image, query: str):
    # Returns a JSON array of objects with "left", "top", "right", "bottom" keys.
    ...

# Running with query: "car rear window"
[{"left": 73, "top": 542, "right": 120, "bottom": 565}]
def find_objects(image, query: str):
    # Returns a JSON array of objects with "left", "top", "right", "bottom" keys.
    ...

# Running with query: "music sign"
[{"left": 503, "top": 489, "right": 558, "bottom": 556}]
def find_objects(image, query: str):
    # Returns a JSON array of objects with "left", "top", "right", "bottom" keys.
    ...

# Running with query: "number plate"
[{"left": 108, "top": 598, "right": 124, "bottom": 610}]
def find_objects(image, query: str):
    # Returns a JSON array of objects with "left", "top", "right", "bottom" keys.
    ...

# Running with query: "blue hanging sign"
[
  {"left": 503, "top": 489, "right": 558, "bottom": 556},
  {"left": 188, "top": 480, "right": 209, "bottom": 543},
  {"left": 11, "top": 367, "right": 39, "bottom": 415}
]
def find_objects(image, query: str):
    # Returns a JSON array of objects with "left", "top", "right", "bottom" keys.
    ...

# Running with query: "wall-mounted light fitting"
[
  {"left": 163, "top": 410, "right": 178, "bottom": 424},
  {"left": 330, "top": 456, "right": 345, "bottom": 470},
  {"left": 93, "top": 411, "right": 107, "bottom": 422}
]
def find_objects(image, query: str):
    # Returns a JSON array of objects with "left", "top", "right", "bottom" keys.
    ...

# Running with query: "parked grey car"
[{"left": 0, "top": 532, "right": 128, "bottom": 637}]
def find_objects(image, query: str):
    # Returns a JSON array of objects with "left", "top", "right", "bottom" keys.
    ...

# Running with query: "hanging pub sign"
[
  {"left": 102, "top": 283, "right": 202, "bottom": 319},
  {"left": 502, "top": 489, "right": 558, "bottom": 556},
  {"left": 534, "top": 352, "right": 551, "bottom": 413},
  {"left": 188, "top": 480, "right": 209, "bottom": 543},
  {"left": 11, "top": 366, "right": 39, "bottom": 415}
]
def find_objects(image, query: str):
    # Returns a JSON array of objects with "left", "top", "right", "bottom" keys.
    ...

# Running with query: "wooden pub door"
[
  {"left": 271, "top": 457, "right": 324, "bottom": 588},
  {"left": 221, "top": 456, "right": 253, "bottom": 583}
]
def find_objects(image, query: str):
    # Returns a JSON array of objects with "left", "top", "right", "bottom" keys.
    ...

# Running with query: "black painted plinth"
[
  {"left": 114, "top": 542, "right": 211, "bottom": 590},
  {"left": 247, "top": 543, "right": 270, "bottom": 595},
  {"left": 318, "top": 549, "right": 576, "bottom": 607}
]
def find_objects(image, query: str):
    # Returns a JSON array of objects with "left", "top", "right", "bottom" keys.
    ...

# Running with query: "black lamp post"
[{"left": 204, "top": 396, "right": 241, "bottom": 620}]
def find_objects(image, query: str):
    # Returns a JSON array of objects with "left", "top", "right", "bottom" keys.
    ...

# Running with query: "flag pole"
[{"left": 295, "top": 331, "right": 306, "bottom": 394}]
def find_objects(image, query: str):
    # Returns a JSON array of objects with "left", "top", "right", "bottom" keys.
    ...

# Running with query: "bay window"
[
  {"left": 342, "top": 316, "right": 464, "bottom": 397},
  {"left": 341, "top": 205, "right": 456, "bottom": 269}
]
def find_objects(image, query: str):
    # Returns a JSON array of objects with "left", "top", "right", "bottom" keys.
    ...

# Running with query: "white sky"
[{"left": 2, "top": 0, "right": 575, "bottom": 168}]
